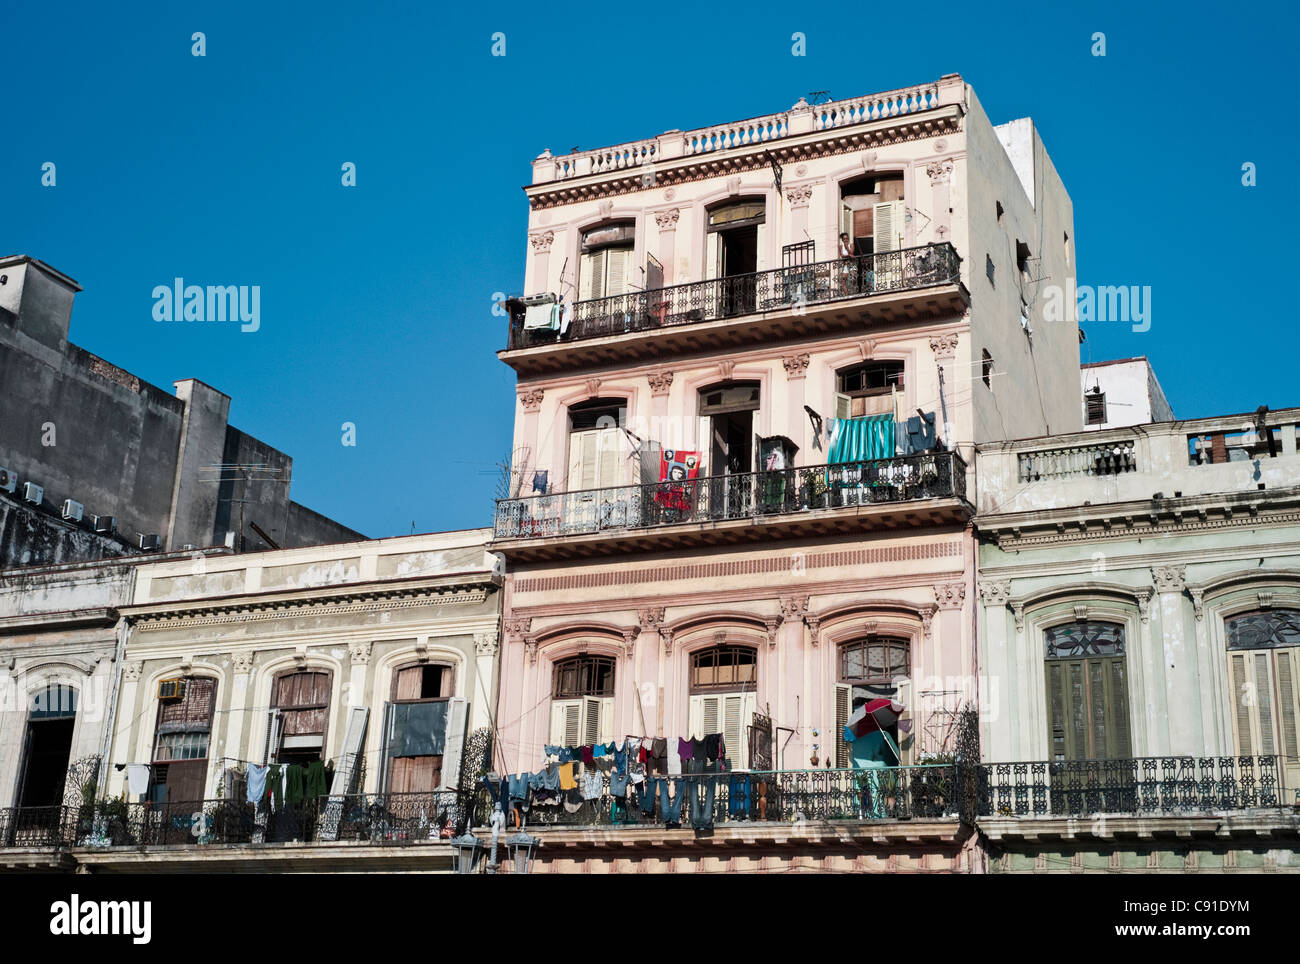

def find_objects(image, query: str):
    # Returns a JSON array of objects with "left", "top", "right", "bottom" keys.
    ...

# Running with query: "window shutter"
[
  {"left": 697, "top": 416, "right": 712, "bottom": 471},
  {"left": 840, "top": 202, "right": 853, "bottom": 242},
  {"left": 723, "top": 694, "right": 750, "bottom": 769},
  {"left": 1276, "top": 651, "right": 1299, "bottom": 764},
  {"left": 707, "top": 232, "right": 720, "bottom": 280},
  {"left": 569, "top": 430, "right": 600, "bottom": 491},
  {"left": 688, "top": 694, "right": 703, "bottom": 737},
  {"left": 583, "top": 697, "right": 602, "bottom": 746},
  {"left": 1230, "top": 654, "right": 1254, "bottom": 756},
  {"left": 442, "top": 697, "right": 468, "bottom": 790},
  {"left": 755, "top": 222, "right": 767, "bottom": 272},
  {"left": 1105, "top": 659, "right": 1132, "bottom": 758},
  {"left": 605, "top": 246, "right": 630, "bottom": 297},
  {"left": 599, "top": 698, "right": 615, "bottom": 745},
  {"left": 873, "top": 201, "right": 904, "bottom": 252},
  {"left": 262, "top": 709, "right": 282, "bottom": 765},
  {"left": 596, "top": 427, "right": 623, "bottom": 488},
  {"left": 551, "top": 700, "right": 581, "bottom": 747},
  {"left": 580, "top": 249, "right": 605, "bottom": 301},
  {"left": 1046, "top": 662, "right": 1068, "bottom": 761},
  {"left": 1254, "top": 652, "right": 1277, "bottom": 756},
  {"left": 834, "top": 393, "right": 853, "bottom": 420},
  {"left": 835, "top": 684, "right": 851, "bottom": 768},
  {"left": 702, "top": 696, "right": 721, "bottom": 736}
]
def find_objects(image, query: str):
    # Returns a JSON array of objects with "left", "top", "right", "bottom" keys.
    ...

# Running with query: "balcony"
[
  {"left": 501, "top": 244, "right": 966, "bottom": 376},
  {"left": 492, "top": 451, "right": 970, "bottom": 561}
]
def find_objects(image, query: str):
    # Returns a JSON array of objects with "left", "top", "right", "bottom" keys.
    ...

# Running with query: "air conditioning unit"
[
  {"left": 62, "top": 500, "right": 84, "bottom": 522},
  {"left": 22, "top": 482, "right": 43, "bottom": 505},
  {"left": 157, "top": 678, "right": 186, "bottom": 701},
  {"left": 0, "top": 467, "right": 17, "bottom": 494},
  {"left": 92, "top": 515, "right": 116, "bottom": 534},
  {"left": 139, "top": 533, "right": 161, "bottom": 551}
]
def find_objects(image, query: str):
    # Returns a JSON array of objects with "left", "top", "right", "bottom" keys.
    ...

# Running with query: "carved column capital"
[
  {"left": 1152, "top": 565, "right": 1187, "bottom": 593},
  {"left": 804, "top": 613, "right": 822, "bottom": 647},
  {"left": 122, "top": 661, "right": 143, "bottom": 682},
  {"left": 621, "top": 628, "right": 638, "bottom": 659},
  {"left": 661, "top": 627, "right": 675, "bottom": 656},
  {"left": 525, "top": 636, "right": 539, "bottom": 665},
  {"left": 638, "top": 607, "right": 666, "bottom": 632},
  {"left": 934, "top": 582, "right": 966, "bottom": 611},
  {"left": 782, "top": 354, "right": 811, "bottom": 380},
  {"left": 929, "top": 332, "right": 959, "bottom": 360},
  {"left": 474, "top": 632, "right": 500, "bottom": 657},
  {"left": 654, "top": 208, "right": 680, "bottom": 231},
  {"left": 784, "top": 184, "right": 814, "bottom": 208},
  {"left": 764, "top": 616, "right": 783, "bottom": 648},
  {"left": 1012, "top": 603, "right": 1026, "bottom": 635},
  {"left": 977, "top": 581, "right": 1012, "bottom": 608},
  {"left": 347, "top": 640, "right": 373, "bottom": 665},
  {"left": 779, "top": 595, "right": 809, "bottom": 621},
  {"left": 920, "top": 606, "right": 937, "bottom": 641},
  {"left": 529, "top": 230, "right": 555, "bottom": 252},
  {"left": 518, "top": 388, "right": 545, "bottom": 413},
  {"left": 647, "top": 371, "right": 674, "bottom": 396},
  {"left": 231, "top": 651, "right": 254, "bottom": 676},
  {"left": 925, "top": 159, "right": 954, "bottom": 185},
  {"left": 1135, "top": 588, "right": 1153, "bottom": 624}
]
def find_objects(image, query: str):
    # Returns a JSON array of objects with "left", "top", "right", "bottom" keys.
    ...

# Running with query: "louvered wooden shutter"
[
  {"left": 551, "top": 700, "right": 582, "bottom": 747},
  {"left": 605, "top": 246, "right": 630, "bottom": 297},
  {"left": 569, "top": 430, "right": 598, "bottom": 491},
  {"left": 835, "top": 684, "right": 851, "bottom": 768},
  {"left": 599, "top": 698, "right": 615, "bottom": 745},
  {"left": 442, "top": 698, "right": 468, "bottom": 790},
  {"left": 755, "top": 222, "right": 767, "bottom": 272},
  {"left": 1106, "top": 659, "right": 1132, "bottom": 758},
  {"left": 707, "top": 232, "right": 720, "bottom": 280},
  {"left": 1254, "top": 652, "right": 1277, "bottom": 756},
  {"left": 596, "top": 427, "right": 622, "bottom": 488},
  {"left": 1230, "top": 654, "right": 1255, "bottom": 756},
  {"left": 262, "top": 709, "right": 282, "bottom": 765},
  {"left": 840, "top": 202, "right": 853, "bottom": 241},
  {"left": 1276, "top": 651, "right": 1299, "bottom": 766},
  {"left": 580, "top": 249, "right": 606, "bottom": 301},
  {"left": 584, "top": 697, "right": 602, "bottom": 746},
  {"left": 834, "top": 393, "right": 853, "bottom": 420},
  {"left": 723, "top": 694, "right": 753, "bottom": 769},
  {"left": 873, "top": 201, "right": 904, "bottom": 251}
]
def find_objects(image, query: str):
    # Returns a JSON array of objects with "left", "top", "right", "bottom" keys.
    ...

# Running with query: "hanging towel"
[
  {"left": 304, "top": 761, "right": 328, "bottom": 799},
  {"left": 125, "top": 763, "right": 151, "bottom": 796},
  {"left": 523, "top": 302, "right": 558, "bottom": 331},
  {"left": 285, "top": 764, "right": 306, "bottom": 805},
  {"left": 558, "top": 763, "right": 577, "bottom": 790},
  {"left": 245, "top": 764, "right": 268, "bottom": 804}
]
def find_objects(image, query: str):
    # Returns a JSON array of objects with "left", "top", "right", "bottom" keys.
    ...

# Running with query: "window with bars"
[
  {"left": 835, "top": 637, "right": 910, "bottom": 768},
  {"left": 553, "top": 655, "right": 616, "bottom": 699},
  {"left": 690, "top": 645, "right": 757, "bottom": 692}
]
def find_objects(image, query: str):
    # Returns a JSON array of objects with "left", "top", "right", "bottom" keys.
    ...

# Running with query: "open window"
[
  {"left": 835, "top": 636, "right": 910, "bottom": 768},
  {"left": 835, "top": 361, "right": 903, "bottom": 419},
  {"left": 550, "top": 655, "right": 615, "bottom": 747},
  {"left": 1085, "top": 390, "right": 1107, "bottom": 426},
  {"left": 16, "top": 684, "right": 77, "bottom": 813},
  {"left": 840, "top": 175, "right": 905, "bottom": 256},
  {"left": 579, "top": 222, "right": 635, "bottom": 302},
  {"left": 150, "top": 677, "right": 216, "bottom": 804},
  {"left": 270, "top": 670, "right": 331, "bottom": 768},
  {"left": 384, "top": 663, "right": 461, "bottom": 794},
  {"left": 567, "top": 398, "right": 627, "bottom": 491}
]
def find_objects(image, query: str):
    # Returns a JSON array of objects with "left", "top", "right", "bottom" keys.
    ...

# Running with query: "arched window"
[
  {"left": 150, "top": 676, "right": 217, "bottom": 804},
  {"left": 16, "top": 684, "right": 78, "bottom": 811},
  {"left": 836, "top": 361, "right": 904, "bottom": 419},
  {"left": 707, "top": 199, "right": 765, "bottom": 316},
  {"left": 835, "top": 636, "right": 910, "bottom": 768},
  {"left": 550, "top": 654, "right": 615, "bottom": 749},
  {"left": 1224, "top": 609, "right": 1300, "bottom": 790},
  {"left": 270, "top": 670, "right": 332, "bottom": 768},
  {"left": 688, "top": 644, "right": 757, "bottom": 768},
  {"left": 579, "top": 221, "right": 635, "bottom": 301},
  {"left": 1043, "top": 620, "right": 1130, "bottom": 761},
  {"left": 838, "top": 174, "right": 905, "bottom": 254},
  {"left": 385, "top": 662, "right": 455, "bottom": 794}
]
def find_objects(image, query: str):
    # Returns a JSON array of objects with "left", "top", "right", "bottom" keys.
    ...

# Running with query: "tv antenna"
[{"left": 199, "top": 463, "right": 290, "bottom": 552}]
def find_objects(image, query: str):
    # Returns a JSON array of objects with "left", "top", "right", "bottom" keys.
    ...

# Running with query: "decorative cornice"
[
  {"left": 647, "top": 371, "right": 674, "bottom": 396},
  {"left": 781, "top": 354, "right": 810, "bottom": 379},
  {"left": 653, "top": 208, "right": 680, "bottom": 231},
  {"left": 132, "top": 588, "right": 491, "bottom": 630},
  {"left": 929, "top": 332, "right": 959, "bottom": 360},
  {"left": 518, "top": 388, "right": 545, "bottom": 413},
  {"left": 784, "top": 184, "right": 814, "bottom": 207},
  {"left": 1152, "top": 565, "right": 1187, "bottom": 593},
  {"left": 528, "top": 230, "right": 555, "bottom": 252},
  {"left": 977, "top": 581, "right": 1012, "bottom": 608},
  {"left": 474, "top": 631, "right": 500, "bottom": 656},
  {"left": 933, "top": 582, "right": 966, "bottom": 611},
  {"left": 348, "top": 640, "right": 373, "bottom": 665}
]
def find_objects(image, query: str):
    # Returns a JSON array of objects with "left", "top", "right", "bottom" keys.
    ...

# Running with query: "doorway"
[
  {"left": 16, "top": 684, "right": 77, "bottom": 815},
  {"left": 700, "top": 382, "right": 759, "bottom": 519},
  {"left": 708, "top": 199, "right": 764, "bottom": 317}
]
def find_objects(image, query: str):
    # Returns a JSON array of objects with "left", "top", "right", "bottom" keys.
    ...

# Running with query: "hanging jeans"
[
  {"left": 660, "top": 779, "right": 686, "bottom": 827},
  {"left": 639, "top": 778, "right": 658, "bottom": 816},
  {"left": 728, "top": 773, "right": 752, "bottom": 819},
  {"left": 689, "top": 775, "right": 717, "bottom": 830}
]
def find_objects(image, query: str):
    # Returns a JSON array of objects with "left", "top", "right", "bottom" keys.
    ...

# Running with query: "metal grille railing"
[
  {"left": 494, "top": 452, "right": 967, "bottom": 540},
  {"left": 507, "top": 243, "right": 961, "bottom": 350}
]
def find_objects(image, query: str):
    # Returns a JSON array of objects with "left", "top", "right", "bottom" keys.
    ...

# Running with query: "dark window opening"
[
  {"left": 986, "top": 254, "right": 995, "bottom": 286},
  {"left": 150, "top": 677, "right": 217, "bottom": 804},
  {"left": 553, "top": 655, "right": 616, "bottom": 699},
  {"left": 837, "top": 361, "right": 903, "bottom": 418},
  {"left": 982, "top": 350, "right": 994, "bottom": 388},
  {"left": 1085, "top": 391, "right": 1107, "bottom": 425},
  {"left": 1016, "top": 240, "right": 1033, "bottom": 282},
  {"left": 16, "top": 685, "right": 78, "bottom": 811},
  {"left": 272, "top": 670, "right": 331, "bottom": 767},
  {"left": 840, "top": 174, "right": 903, "bottom": 255},
  {"left": 996, "top": 200, "right": 1005, "bottom": 225},
  {"left": 690, "top": 645, "right": 758, "bottom": 692}
]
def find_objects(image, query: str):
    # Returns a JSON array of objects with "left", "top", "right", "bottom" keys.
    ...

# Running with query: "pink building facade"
[{"left": 492, "top": 74, "right": 1078, "bottom": 783}]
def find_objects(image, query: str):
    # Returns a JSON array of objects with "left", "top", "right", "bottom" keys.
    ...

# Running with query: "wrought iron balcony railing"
[
  {"left": 507, "top": 243, "right": 961, "bottom": 350},
  {"left": 979, "top": 755, "right": 1283, "bottom": 817},
  {"left": 494, "top": 451, "right": 968, "bottom": 541}
]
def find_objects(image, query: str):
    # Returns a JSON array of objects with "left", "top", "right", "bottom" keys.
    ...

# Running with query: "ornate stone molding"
[
  {"left": 638, "top": 607, "right": 666, "bottom": 632},
  {"left": 977, "top": 581, "right": 1012, "bottom": 608},
  {"left": 474, "top": 632, "right": 499, "bottom": 657},
  {"left": 782, "top": 354, "right": 810, "bottom": 379},
  {"left": 925, "top": 159, "right": 954, "bottom": 185},
  {"left": 598, "top": 200, "right": 614, "bottom": 219},
  {"left": 518, "top": 388, "right": 544, "bottom": 413},
  {"left": 584, "top": 378, "right": 602, "bottom": 397},
  {"left": 929, "top": 332, "right": 959, "bottom": 360},
  {"left": 348, "top": 640, "right": 373, "bottom": 665},
  {"left": 231, "top": 651, "right": 254, "bottom": 675},
  {"left": 621, "top": 629, "right": 638, "bottom": 659},
  {"left": 1072, "top": 604, "right": 1090, "bottom": 624},
  {"left": 133, "top": 589, "right": 492, "bottom": 631},
  {"left": 920, "top": 606, "right": 936, "bottom": 641},
  {"left": 1135, "top": 588, "right": 1153, "bottom": 625},
  {"left": 784, "top": 184, "right": 814, "bottom": 207},
  {"left": 1152, "top": 565, "right": 1187, "bottom": 593},
  {"left": 779, "top": 595, "right": 808, "bottom": 622},
  {"left": 525, "top": 636, "right": 539, "bottom": 665},
  {"left": 764, "top": 616, "right": 782, "bottom": 648},
  {"left": 647, "top": 371, "right": 674, "bottom": 396},
  {"left": 653, "top": 208, "right": 680, "bottom": 231},
  {"left": 1012, "top": 603, "right": 1026, "bottom": 635},
  {"left": 934, "top": 583, "right": 966, "bottom": 611},
  {"left": 122, "top": 661, "right": 143, "bottom": 682},
  {"left": 1258, "top": 590, "right": 1275, "bottom": 610},
  {"left": 528, "top": 230, "right": 555, "bottom": 252},
  {"left": 661, "top": 626, "right": 675, "bottom": 656},
  {"left": 804, "top": 613, "right": 822, "bottom": 646},
  {"left": 716, "top": 360, "right": 736, "bottom": 381},
  {"left": 1187, "top": 588, "right": 1204, "bottom": 623}
]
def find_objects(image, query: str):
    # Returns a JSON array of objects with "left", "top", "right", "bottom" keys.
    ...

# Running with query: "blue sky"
[{"left": 4, "top": 1, "right": 1293, "bottom": 537}]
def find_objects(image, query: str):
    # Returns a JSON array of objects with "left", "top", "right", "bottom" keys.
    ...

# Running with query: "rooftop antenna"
[
  {"left": 199, "top": 463, "right": 290, "bottom": 552},
  {"left": 808, "top": 90, "right": 831, "bottom": 105}
]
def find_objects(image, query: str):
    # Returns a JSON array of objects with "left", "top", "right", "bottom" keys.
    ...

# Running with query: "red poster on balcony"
[{"left": 655, "top": 450, "right": 700, "bottom": 511}]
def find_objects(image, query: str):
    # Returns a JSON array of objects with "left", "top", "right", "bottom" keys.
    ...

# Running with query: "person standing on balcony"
[{"left": 838, "top": 233, "right": 855, "bottom": 295}]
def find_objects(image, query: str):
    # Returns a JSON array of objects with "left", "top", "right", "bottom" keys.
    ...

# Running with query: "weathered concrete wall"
[{"left": 0, "top": 498, "right": 131, "bottom": 569}]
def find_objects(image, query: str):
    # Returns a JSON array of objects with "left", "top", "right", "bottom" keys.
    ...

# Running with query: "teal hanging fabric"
[{"left": 829, "top": 415, "right": 895, "bottom": 464}]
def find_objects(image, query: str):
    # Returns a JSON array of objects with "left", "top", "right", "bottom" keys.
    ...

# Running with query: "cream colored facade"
[{"left": 107, "top": 530, "right": 501, "bottom": 802}]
